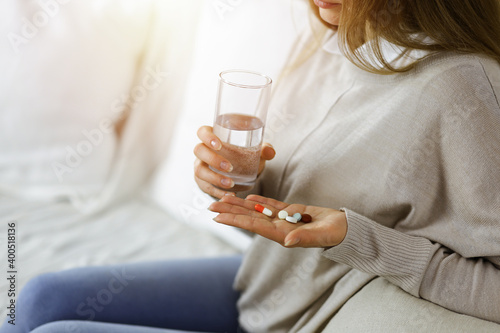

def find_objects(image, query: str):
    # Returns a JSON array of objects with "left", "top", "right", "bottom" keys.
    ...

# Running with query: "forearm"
[
  {"left": 323, "top": 209, "right": 500, "bottom": 323},
  {"left": 322, "top": 209, "right": 434, "bottom": 296},
  {"left": 420, "top": 247, "right": 500, "bottom": 323}
]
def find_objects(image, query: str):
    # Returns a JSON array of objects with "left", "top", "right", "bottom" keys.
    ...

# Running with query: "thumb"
[
  {"left": 284, "top": 232, "right": 301, "bottom": 247},
  {"left": 261, "top": 143, "right": 276, "bottom": 161},
  {"left": 283, "top": 228, "right": 332, "bottom": 248}
]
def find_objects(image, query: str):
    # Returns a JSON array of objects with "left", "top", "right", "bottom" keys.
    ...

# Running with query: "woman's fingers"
[
  {"left": 213, "top": 214, "right": 282, "bottom": 240},
  {"left": 210, "top": 197, "right": 286, "bottom": 243},
  {"left": 261, "top": 143, "right": 276, "bottom": 160},
  {"left": 210, "top": 195, "right": 298, "bottom": 245},
  {"left": 194, "top": 125, "right": 235, "bottom": 197},
  {"left": 193, "top": 158, "right": 234, "bottom": 188},
  {"left": 197, "top": 125, "right": 221, "bottom": 151},
  {"left": 245, "top": 194, "right": 289, "bottom": 211},
  {"left": 194, "top": 175, "right": 234, "bottom": 199},
  {"left": 211, "top": 194, "right": 268, "bottom": 212},
  {"left": 210, "top": 197, "right": 270, "bottom": 230},
  {"left": 210, "top": 200, "right": 253, "bottom": 216},
  {"left": 209, "top": 199, "right": 272, "bottom": 222},
  {"left": 194, "top": 159, "right": 235, "bottom": 198},
  {"left": 257, "top": 143, "right": 276, "bottom": 175},
  {"left": 194, "top": 127, "right": 234, "bottom": 190},
  {"left": 193, "top": 143, "right": 233, "bottom": 173}
]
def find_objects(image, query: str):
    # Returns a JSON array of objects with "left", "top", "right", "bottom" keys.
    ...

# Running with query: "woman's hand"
[
  {"left": 209, "top": 194, "right": 348, "bottom": 248},
  {"left": 194, "top": 126, "right": 276, "bottom": 199}
]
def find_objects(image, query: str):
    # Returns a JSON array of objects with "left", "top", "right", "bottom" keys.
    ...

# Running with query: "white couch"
[{"left": 1, "top": 1, "right": 498, "bottom": 332}]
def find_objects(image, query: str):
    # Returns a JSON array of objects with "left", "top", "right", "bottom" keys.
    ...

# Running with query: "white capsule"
[
  {"left": 262, "top": 207, "right": 273, "bottom": 217},
  {"left": 285, "top": 216, "right": 298, "bottom": 224},
  {"left": 278, "top": 210, "right": 288, "bottom": 220}
]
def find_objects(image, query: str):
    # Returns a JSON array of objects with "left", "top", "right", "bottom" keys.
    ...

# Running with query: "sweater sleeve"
[{"left": 322, "top": 210, "right": 500, "bottom": 323}]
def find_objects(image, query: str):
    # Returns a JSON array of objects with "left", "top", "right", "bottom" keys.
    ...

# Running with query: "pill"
[
  {"left": 278, "top": 210, "right": 288, "bottom": 220},
  {"left": 292, "top": 213, "right": 302, "bottom": 222},
  {"left": 286, "top": 216, "right": 298, "bottom": 224},
  {"left": 301, "top": 214, "right": 312, "bottom": 223},
  {"left": 255, "top": 204, "right": 272, "bottom": 217}
]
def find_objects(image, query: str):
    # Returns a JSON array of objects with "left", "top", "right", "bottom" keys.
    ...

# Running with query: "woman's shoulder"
[
  {"left": 416, "top": 52, "right": 500, "bottom": 88},
  {"left": 412, "top": 53, "right": 500, "bottom": 140},
  {"left": 412, "top": 53, "right": 500, "bottom": 109}
]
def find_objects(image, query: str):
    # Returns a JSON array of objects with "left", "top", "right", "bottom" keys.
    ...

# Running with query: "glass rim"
[{"left": 219, "top": 69, "right": 272, "bottom": 89}]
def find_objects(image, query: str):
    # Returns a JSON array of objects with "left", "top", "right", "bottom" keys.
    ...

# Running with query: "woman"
[
  {"left": 4, "top": 0, "right": 500, "bottom": 332},
  {"left": 195, "top": 0, "right": 500, "bottom": 331}
]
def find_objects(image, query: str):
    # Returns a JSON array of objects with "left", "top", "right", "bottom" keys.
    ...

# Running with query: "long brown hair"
[{"left": 309, "top": 0, "right": 500, "bottom": 74}]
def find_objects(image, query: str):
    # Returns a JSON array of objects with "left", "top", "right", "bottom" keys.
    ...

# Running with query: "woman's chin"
[{"left": 319, "top": 9, "right": 341, "bottom": 26}]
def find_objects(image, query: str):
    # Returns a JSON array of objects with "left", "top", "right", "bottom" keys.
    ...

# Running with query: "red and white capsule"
[{"left": 255, "top": 204, "right": 272, "bottom": 217}]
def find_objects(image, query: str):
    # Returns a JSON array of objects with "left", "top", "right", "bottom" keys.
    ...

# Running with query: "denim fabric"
[{"left": 0, "top": 256, "right": 243, "bottom": 333}]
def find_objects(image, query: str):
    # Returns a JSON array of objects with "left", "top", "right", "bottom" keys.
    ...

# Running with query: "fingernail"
[
  {"left": 285, "top": 238, "right": 300, "bottom": 247},
  {"left": 221, "top": 178, "right": 234, "bottom": 188},
  {"left": 211, "top": 140, "right": 221, "bottom": 150},
  {"left": 220, "top": 161, "right": 233, "bottom": 172}
]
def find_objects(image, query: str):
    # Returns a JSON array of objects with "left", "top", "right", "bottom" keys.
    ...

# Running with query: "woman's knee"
[{"left": 16, "top": 271, "right": 77, "bottom": 331}]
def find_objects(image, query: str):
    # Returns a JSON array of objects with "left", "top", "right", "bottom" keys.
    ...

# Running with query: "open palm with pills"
[{"left": 209, "top": 194, "right": 347, "bottom": 248}]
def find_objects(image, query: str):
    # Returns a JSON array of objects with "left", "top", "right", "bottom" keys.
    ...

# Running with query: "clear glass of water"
[{"left": 210, "top": 69, "right": 273, "bottom": 192}]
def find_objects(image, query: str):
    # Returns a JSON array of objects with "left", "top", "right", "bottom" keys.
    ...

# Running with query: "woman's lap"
[{"left": 0, "top": 256, "right": 242, "bottom": 333}]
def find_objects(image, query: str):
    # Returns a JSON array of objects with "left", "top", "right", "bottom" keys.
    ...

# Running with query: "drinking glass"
[{"left": 210, "top": 69, "right": 272, "bottom": 192}]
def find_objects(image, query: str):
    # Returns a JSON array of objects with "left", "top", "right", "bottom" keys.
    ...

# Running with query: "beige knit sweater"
[{"left": 233, "top": 32, "right": 500, "bottom": 332}]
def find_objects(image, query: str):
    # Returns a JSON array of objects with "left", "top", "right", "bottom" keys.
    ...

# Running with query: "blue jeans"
[{"left": 0, "top": 256, "right": 243, "bottom": 333}]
